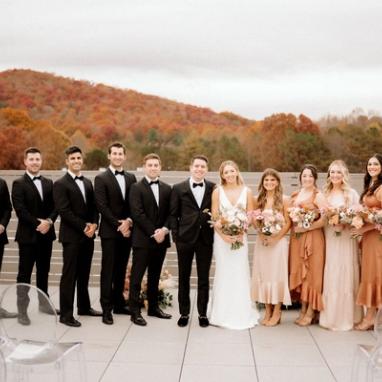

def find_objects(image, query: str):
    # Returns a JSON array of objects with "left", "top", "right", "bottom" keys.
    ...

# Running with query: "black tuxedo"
[
  {"left": 53, "top": 173, "right": 98, "bottom": 320},
  {"left": 129, "top": 178, "right": 171, "bottom": 314},
  {"left": 94, "top": 168, "right": 137, "bottom": 313},
  {"left": 0, "top": 178, "right": 12, "bottom": 271},
  {"left": 169, "top": 178, "right": 215, "bottom": 316},
  {"left": 12, "top": 174, "right": 57, "bottom": 297}
]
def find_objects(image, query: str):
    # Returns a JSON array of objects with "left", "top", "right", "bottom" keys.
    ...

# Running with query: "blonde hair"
[
  {"left": 324, "top": 160, "right": 352, "bottom": 206},
  {"left": 219, "top": 160, "right": 244, "bottom": 186},
  {"left": 257, "top": 168, "right": 284, "bottom": 212}
]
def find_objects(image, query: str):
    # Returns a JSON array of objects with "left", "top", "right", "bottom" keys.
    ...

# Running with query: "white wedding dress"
[{"left": 208, "top": 186, "right": 259, "bottom": 329}]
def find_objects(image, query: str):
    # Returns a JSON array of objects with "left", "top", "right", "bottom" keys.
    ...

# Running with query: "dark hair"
[
  {"left": 190, "top": 155, "right": 209, "bottom": 165},
  {"left": 360, "top": 153, "right": 382, "bottom": 201},
  {"left": 299, "top": 164, "right": 318, "bottom": 187},
  {"left": 24, "top": 147, "right": 41, "bottom": 158},
  {"left": 143, "top": 153, "right": 161, "bottom": 164},
  {"left": 108, "top": 142, "right": 126, "bottom": 154},
  {"left": 65, "top": 146, "right": 82, "bottom": 157}
]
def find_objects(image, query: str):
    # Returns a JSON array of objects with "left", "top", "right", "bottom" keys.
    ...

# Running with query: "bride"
[{"left": 208, "top": 160, "right": 259, "bottom": 329}]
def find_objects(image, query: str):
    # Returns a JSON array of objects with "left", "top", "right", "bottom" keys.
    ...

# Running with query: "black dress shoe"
[
  {"left": 177, "top": 315, "right": 189, "bottom": 327},
  {"left": 102, "top": 312, "right": 114, "bottom": 325},
  {"left": 113, "top": 306, "right": 131, "bottom": 315},
  {"left": 18, "top": 313, "right": 31, "bottom": 326},
  {"left": 78, "top": 308, "right": 102, "bottom": 317},
  {"left": 198, "top": 316, "right": 209, "bottom": 327},
  {"left": 39, "top": 305, "right": 60, "bottom": 315},
  {"left": 0, "top": 308, "right": 18, "bottom": 319},
  {"left": 147, "top": 308, "right": 172, "bottom": 319},
  {"left": 59, "top": 317, "right": 81, "bottom": 327},
  {"left": 131, "top": 313, "right": 147, "bottom": 326}
]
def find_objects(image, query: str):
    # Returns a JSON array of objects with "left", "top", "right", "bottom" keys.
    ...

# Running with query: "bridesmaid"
[
  {"left": 319, "top": 160, "right": 363, "bottom": 330},
  {"left": 353, "top": 154, "right": 382, "bottom": 330},
  {"left": 289, "top": 164, "right": 327, "bottom": 326},
  {"left": 252, "top": 169, "right": 291, "bottom": 326}
]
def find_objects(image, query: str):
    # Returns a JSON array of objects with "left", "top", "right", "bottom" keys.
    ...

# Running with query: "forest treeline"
[{"left": 0, "top": 69, "right": 381, "bottom": 172}]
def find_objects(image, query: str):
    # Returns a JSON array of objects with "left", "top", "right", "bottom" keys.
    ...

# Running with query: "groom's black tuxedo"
[
  {"left": 53, "top": 173, "right": 98, "bottom": 320},
  {"left": 128, "top": 177, "right": 171, "bottom": 314},
  {"left": 0, "top": 178, "right": 12, "bottom": 271},
  {"left": 169, "top": 178, "right": 215, "bottom": 316}
]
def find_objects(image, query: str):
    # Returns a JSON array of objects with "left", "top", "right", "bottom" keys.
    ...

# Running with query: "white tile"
[
  {"left": 257, "top": 366, "right": 336, "bottom": 382},
  {"left": 181, "top": 365, "right": 258, "bottom": 382},
  {"left": 184, "top": 342, "right": 254, "bottom": 366}
]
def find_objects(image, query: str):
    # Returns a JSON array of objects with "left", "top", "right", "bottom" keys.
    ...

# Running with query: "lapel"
[
  {"left": 24, "top": 173, "right": 42, "bottom": 202},
  {"left": 107, "top": 168, "right": 125, "bottom": 200},
  {"left": 200, "top": 180, "right": 212, "bottom": 209},
  {"left": 185, "top": 179, "right": 200, "bottom": 209},
  {"left": 65, "top": 173, "right": 87, "bottom": 205},
  {"left": 142, "top": 178, "right": 158, "bottom": 210},
  {"left": 41, "top": 176, "right": 50, "bottom": 202}
]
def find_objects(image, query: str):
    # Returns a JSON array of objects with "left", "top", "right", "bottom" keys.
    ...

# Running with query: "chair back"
[
  {"left": 374, "top": 307, "right": 382, "bottom": 344},
  {"left": 0, "top": 283, "right": 57, "bottom": 345}
]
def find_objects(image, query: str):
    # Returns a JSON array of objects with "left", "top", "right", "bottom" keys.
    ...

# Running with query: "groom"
[{"left": 170, "top": 155, "right": 215, "bottom": 327}]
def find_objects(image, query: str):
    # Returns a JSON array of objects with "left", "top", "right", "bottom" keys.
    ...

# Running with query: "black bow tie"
[
  {"left": 74, "top": 175, "right": 84, "bottom": 181},
  {"left": 32, "top": 176, "right": 41, "bottom": 181},
  {"left": 193, "top": 182, "right": 203, "bottom": 188},
  {"left": 115, "top": 170, "right": 124, "bottom": 176},
  {"left": 149, "top": 180, "right": 159, "bottom": 186}
]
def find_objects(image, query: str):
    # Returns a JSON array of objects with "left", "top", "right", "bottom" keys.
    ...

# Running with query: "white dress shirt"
[
  {"left": 146, "top": 176, "right": 159, "bottom": 206},
  {"left": 68, "top": 170, "right": 86, "bottom": 202},
  {"left": 110, "top": 166, "right": 126, "bottom": 199},
  {"left": 190, "top": 178, "right": 205, "bottom": 208},
  {"left": 27, "top": 171, "right": 43, "bottom": 200}
]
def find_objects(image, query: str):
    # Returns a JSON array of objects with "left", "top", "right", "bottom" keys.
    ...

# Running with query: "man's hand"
[
  {"left": 118, "top": 219, "right": 131, "bottom": 237},
  {"left": 0, "top": 224, "right": 5, "bottom": 235},
  {"left": 152, "top": 228, "right": 167, "bottom": 243},
  {"left": 84, "top": 223, "right": 97, "bottom": 238},
  {"left": 36, "top": 219, "right": 51, "bottom": 235}
]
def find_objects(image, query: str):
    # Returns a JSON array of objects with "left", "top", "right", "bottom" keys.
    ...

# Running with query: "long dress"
[
  {"left": 208, "top": 186, "right": 259, "bottom": 329},
  {"left": 289, "top": 189, "right": 325, "bottom": 311},
  {"left": 319, "top": 189, "right": 363, "bottom": 330},
  {"left": 251, "top": 208, "right": 291, "bottom": 306},
  {"left": 356, "top": 186, "right": 382, "bottom": 308}
]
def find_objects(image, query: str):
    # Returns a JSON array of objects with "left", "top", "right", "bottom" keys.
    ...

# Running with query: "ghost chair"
[
  {"left": 351, "top": 307, "right": 382, "bottom": 382},
  {"left": 0, "top": 283, "right": 86, "bottom": 382},
  {"left": 0, "top": 348, "right": 6, "bottom": 382}
]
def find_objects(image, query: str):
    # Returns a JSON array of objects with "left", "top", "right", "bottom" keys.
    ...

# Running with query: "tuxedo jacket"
[
  {"left": 129, "top": 178, "right": 171, "bottom": 249},
  {"left": 12, "top": 174, "right": 57, "bottom": 244},
  {"left": 0, "top": 178, "right": 12, "bottom": 246},
  {"left": 94, "top": 168, "right": 137, "bottom": 239},
  {"left": 53, "top": 173, "right": 98, "bottom": 244},
  {"left": 169, "top": 179, "right": 215, "bottom": 245}
]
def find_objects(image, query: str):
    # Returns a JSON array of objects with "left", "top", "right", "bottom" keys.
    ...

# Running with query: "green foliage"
[{"left": 84, "top": 149, "right": 108, "bottom": 170}]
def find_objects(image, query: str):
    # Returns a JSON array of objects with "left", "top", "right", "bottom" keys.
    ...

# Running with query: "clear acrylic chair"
[
  {"left": 351, "top": 307, "right": 382, "bottom": 382},
  {"left": 0, "top": 348, "right": 6, "bottom": 382},
  {"left": 0, "top": 283, "right": 87, "bottom": 382}
]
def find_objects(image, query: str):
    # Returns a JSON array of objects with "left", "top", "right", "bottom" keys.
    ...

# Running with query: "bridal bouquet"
[
  {"left": 250, "top": 209, "right": 285, "bottom": 237},
  {"left": 206, "top": 205, "right": 249, "bottom": 250},
  {"left": 326, "top": 206, "right": 363, "bottom": 236},
  {"left": 288, "top": 207, "right": 319, "bottom": 238}
]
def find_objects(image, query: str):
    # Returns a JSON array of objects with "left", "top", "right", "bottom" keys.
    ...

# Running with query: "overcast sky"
[{"left": 1, "top": 0, "right": 382, "bottom": 120}]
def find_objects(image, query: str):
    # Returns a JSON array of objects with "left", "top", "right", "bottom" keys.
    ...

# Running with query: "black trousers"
[
  {"left": 16, "top": 239, "right": 53, "bottom": 312},
  {"left": 0, "top": 244, "right": 4, "bottom": 272},
  {"left": 129, "top": 246, "right": 167, "bottom": 314},
  {"left": 100, "top": 237, "right": 131, "bottom": 313},
  {"left": 59, "top": 239, "right": 93, "bottom": 320},
  {"left": 176, "top": 239, "right": 213, "bottom": 316}
]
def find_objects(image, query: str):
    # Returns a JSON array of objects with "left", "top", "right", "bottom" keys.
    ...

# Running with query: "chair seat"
[{"left": 5, "top": 340, "right": 81, "bottom": 365}]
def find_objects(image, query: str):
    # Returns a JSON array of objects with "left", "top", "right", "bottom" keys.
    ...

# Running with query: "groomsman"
[
  {"left": 0, "top": 176, "right": 17, "bottom": 319},
  {"left": 169, "top": 155, "right": 215, "bottom": 327},
  {"left": 12, "top": 147, "right": 58, "bottom": 324},
  {"left": 95, "top": 142, "right": 137, "bottom": 325},
  {"left": 129, "top": 153, "right": 172, "bottom": 326},
  {"left": 53, "top": 146, "right": 101, "bottom": 327}
]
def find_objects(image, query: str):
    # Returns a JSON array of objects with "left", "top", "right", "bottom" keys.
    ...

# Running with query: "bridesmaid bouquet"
[
  {"left": 250, "top": 209, "right": 285, "bottom": 237},
  {"left": 366, "top": 209, "right": 382, "bottom": 239},
  {"left": 287, "top": 207, "right": 319, "bottom": 238},
  {"left": 205, "top": 206, "right": 249, "bottom": 250},
  {"left": 326, "top": 206, "right": 363, "bottom": 236}
]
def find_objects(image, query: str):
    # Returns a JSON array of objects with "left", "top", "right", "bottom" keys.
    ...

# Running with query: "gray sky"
[{"left": 1, "top": 0, "right": 382, "bottom": 120}]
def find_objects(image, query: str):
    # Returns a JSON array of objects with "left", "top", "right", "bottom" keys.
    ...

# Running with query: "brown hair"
[
  {"left": 143, "top": 153, "right": 161, "bottom": 164},
  {"left": 108, "top": 142, "right": 126, "bottom": 154},
  {"left": 219, "top": 160, "right": 243, "bottom": 186},
  {"left": 299, "top": 164, "right": 318, "bottom": 187},
  {"left": 190, "top": 154, "right": 208, "bottom": 165},
  {"left": 257, "top": 168, "right": 284, "bottom": 212}
]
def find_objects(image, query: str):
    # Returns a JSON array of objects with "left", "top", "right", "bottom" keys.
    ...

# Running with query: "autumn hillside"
[{"left": 0, "top": 69, "right": 381, "bottom": 171}]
